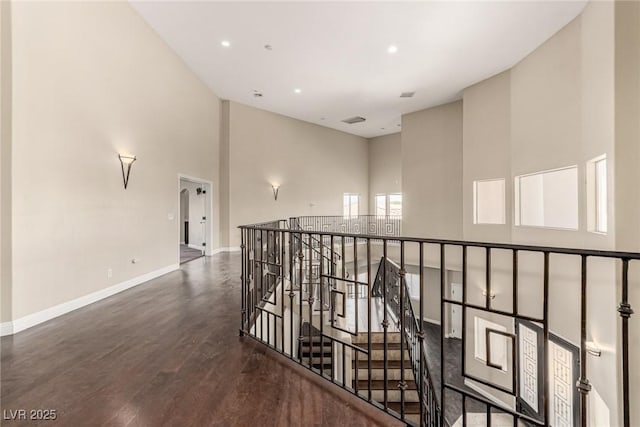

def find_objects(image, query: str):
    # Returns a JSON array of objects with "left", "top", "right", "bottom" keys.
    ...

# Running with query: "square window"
[{"left": 473, "top": 179, "right": 506, "bottom": 224}]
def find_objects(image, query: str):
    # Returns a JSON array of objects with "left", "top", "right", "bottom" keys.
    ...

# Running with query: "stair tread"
[
  {"left": 351, "top": 360, "right": 412, "bottom": 369},
  {"left": 387, "top": 402, "right": 421, "bottom": 414},
  {"left": 354, "top": 342, "right": 405, "bottom": 351},
  {"left": 355, "top": 379, "right": 417, "bottom": 390}
]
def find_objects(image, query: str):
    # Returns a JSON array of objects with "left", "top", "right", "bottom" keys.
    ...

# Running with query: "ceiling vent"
[
  {"left": 341, "top": 116, "right": 366, "bottom": 124},
  {"left": 400, "top": 91, "right": 415, "bottom": 98}
]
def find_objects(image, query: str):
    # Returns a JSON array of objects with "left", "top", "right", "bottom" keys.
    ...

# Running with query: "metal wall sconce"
[
  {"left": 586, "top": 341, "right": 602, "bottom": 357},
  {"left": 118, "top": 154, "right": 136, "bottom": 189},
  {"left": 272, "top": 184, "right": 280, "bottom": 201},
  {"left": 482, "top": 289, "right": 496, "bottom": 299}
]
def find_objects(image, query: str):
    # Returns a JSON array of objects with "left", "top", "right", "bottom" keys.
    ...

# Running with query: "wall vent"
[
  {"left": 341, "top": 116, "right": 366, "bottom": 124},
  {"left": 400, "top": 91, "right": 415, "bottom": 98}
]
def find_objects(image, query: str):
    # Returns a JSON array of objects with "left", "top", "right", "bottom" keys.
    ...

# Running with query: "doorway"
[{"left": 178, "top": 175, "right": 212, "bottom": 264}]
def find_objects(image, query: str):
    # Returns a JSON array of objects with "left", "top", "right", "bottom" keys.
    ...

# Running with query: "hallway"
[{"left": 0, "top": 254, "right": 401, "bottom": 427}]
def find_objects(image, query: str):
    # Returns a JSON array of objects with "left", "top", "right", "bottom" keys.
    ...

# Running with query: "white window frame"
[
  {"left": 473, "top": 178, "right": 506, "bottom": 225},
  {"left": 343, "top": 193, "right": 360, "bottom": 219},
  {"left": 375, "top": 194, "right": 386, "bottom": 218},
  {"left": 514, "top": 165, "right": 579, "bottom": 231},
  {"left": 587, "top": 155, "right": 607, "bottom": 234},
  {"left": 374, "top": 193, "right": 403, "bottom": 218}
]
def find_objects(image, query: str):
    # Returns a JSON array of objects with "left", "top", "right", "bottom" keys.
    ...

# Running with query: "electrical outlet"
[{"left": 107, "top": 268, "right": 113, "bottom": 278}]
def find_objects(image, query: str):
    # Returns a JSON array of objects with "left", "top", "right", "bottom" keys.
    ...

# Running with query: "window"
[
  {"left": 473, "top": 179, "right": 506, "bottom": 224},
  {"left": 343, "top": 193, "right": 359, "bottom": 219},
  {"left": 515, "top": 166, "right": 578, "bottom": 230},
  {"left": 389, "top": 194, "right": 402, "bottom": 217},
  {"left": 374, "top": 193, "right": 403, "bottom": 218},
  {"left": 587, "top": 156, "right": 607, "bottom": 234},
  {"left": 375, "top": 195, "right": 386, "bottom": 218}
]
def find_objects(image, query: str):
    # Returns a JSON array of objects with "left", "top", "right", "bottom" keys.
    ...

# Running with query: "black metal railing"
[
  {"left": 239, "top": 216, "right": 638, "bottom": 427},
  {"left": 374, "top": 256, "right": 442, "bottom": 425}
]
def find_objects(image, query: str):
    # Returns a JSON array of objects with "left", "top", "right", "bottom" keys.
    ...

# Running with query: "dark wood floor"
[{"left": 0, "top": 253, "right": 402, "bottom": 427}]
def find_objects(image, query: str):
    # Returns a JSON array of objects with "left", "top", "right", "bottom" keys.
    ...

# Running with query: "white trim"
[
  {"left": 0, "top": 264, "right": 179, "bottom": 337},
  {"left": 423, "top": 317, "right": 441, "bottom": 326},
  {"left": 464, "top": 378, "right": 514, "bottom": 408},
  {"left": 212, "top": 246, "right": 241, "bottom": 254},
  {"left": 0, "top": 322, "right": 13, "bottom": 336}
]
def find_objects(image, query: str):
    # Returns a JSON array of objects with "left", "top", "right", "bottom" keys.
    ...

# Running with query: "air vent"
[
  {"left": 341, "top": 116, "right": 366, "bottom": 124},
  {"left": 400, "top": 91, "right": 415, "bottom": 98}
]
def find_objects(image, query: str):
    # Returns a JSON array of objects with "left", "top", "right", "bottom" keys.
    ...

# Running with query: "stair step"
[
  {"left": 352, "top": 359, "right": 412, "bottom": 369},
  {"left": 300, "top": 337, "right": 332, "bottom": 346},
  {"left": 300, "top": 350, "right": 332, "bottom": 357},
  {"left": 354, "top": 342, "right": 405, "bottom": 351},
  {"left": 353, "top": 332, "right": 402, "bottom": 344},
  {"left": 388, "top": 402, "right": 421, "bottom": 415},
  {"left": 369, "top": 388, "right": 420, "bottom": 402},
  {"left": 300, "top": 356, "right": 331, "bottom": 367},
  {"left": 353, "top": 367, "right": 413, "bottom": 380},
  {"left": 355, "top": 379, "right": 417, "bottom": 390},
  {"left": 356, "top": 348, "right": 410, "bottom": 361}
]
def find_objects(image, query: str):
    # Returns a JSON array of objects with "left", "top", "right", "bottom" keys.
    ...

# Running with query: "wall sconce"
[
  {"left": 271, "top": 184, "right": 280, "bottom": 201},
  {"left": 118, "top": 154, "right": 136, "bottom": 189},
  {"left": 482, "top": 289, "right": 496, "bottom": 299},
  {"left": 586, "top": 341, "right": 602, "bottom": 357}
]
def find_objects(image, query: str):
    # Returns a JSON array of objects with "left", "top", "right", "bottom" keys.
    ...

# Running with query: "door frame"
[{"left": 177, "top": 174, "right": 214, "bottom": 259}]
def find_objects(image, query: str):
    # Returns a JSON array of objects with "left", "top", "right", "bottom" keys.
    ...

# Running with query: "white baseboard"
[
  {"left": 0, "top": 321, "right": 13, "bottom": 336},
  {"left": 0, "top": 263, "right": 179, "bottom": 337},
  {"left": 212, "top": 246, "right": 241, "bottom": 254},
  {"left": 424, "top": 317, "right": 441, "bottom": 326}
]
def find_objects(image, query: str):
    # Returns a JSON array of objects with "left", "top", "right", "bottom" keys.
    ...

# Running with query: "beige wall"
[
  {"left": 461, "top": 3, "right": 622, "bottom": 423},
  {"left": 219, "top": 100, "right": 231, "bottom": 248},
  {"left": 614, "top": 1, "right": 640, "bottom": 424},
  {"left": 368, "top": 132, "right": 401, "bottom": 213},
  {"left": 227, "top": 101, "right": 369, "bottom": 247},
  {"left": 401, "top": 101, "right": 463, "bottom": 240},
  {"left": 9, "top": 1, "right": 221, "bottom": 320},
  {"left": 0, "top": 0, "right": 12, "bottom": 324},
  {"left": 463, "top": 71, "right": 512, "bottom": 244}
]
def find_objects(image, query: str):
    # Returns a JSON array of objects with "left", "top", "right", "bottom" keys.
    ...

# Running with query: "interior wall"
[
  {"left": 227, "top": 101, "right": 369, "bottom": 247},
  {"left": 0, "top": 0, "right": 12, "bottom": 324},
  {"left": 219, "top": 100, "right": 230, "bottom": 248},
  {"left": 462, "top": 71, "right": 512, "bottom": 244},
  {"left": 401, "top": 101, "right": 463, "bottom": 240},
  {"left": 461, "top": 3, "right": 620, "bottom": 423},
  {"left": 614, "top": 1, "right": 640, "bottom": 424},
  {"left": 10, "top": 1, "right": 221, "bottom": 320},
  {"left": 368, "top": 132, "right": 401, "bottom": 213}
]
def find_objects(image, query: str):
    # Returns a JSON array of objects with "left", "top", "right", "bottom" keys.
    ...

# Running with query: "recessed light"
[
  {"left": 387, "top": 45, "right": 398, "bottom": 54},
  {"left": 294, "top": 88, "right": 302, "bottom": 94},
  {"left": 221, "top": 40, "right": 231, "bottom": 48}
]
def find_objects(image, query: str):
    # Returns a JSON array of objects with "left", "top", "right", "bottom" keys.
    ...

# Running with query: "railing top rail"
[{"left": 239, "top": 220, "right": 640, "bottom": 260}]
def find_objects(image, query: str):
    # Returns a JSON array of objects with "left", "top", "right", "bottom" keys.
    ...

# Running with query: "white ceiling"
[{"left": 130, "top": 1, "right": 587, "bottom": 139}]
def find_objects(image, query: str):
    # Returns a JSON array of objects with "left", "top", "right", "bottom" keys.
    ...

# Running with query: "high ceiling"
[{"left": 130, "top": 1, "right": 587, "bottom": 138}]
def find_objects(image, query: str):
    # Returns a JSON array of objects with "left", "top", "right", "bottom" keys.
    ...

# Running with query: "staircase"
[
  {"left": 352, "top": 332, "right": 421, "bottom": 425},
  {"left": 299, "top": 322, "right": 333, "bottom": 376}
]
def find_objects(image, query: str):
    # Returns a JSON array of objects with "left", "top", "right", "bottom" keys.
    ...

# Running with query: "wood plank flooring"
[{"left": 0, "top": 253, "right": 402, "bottom": 427}]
